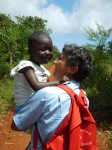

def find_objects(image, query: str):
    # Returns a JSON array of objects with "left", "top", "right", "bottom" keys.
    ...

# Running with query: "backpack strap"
[
  {"left": 33, "top": 123, "right": 45, "bottom": 150},
  {"left": 32, "top": 84, "right": 76, "bottom": 150},
  {"left": 45, "top": 85, "right": 83, "bottom": 149},
  {"left": 58, "top": 85, "right": 96, "bottom": 123},
  {"left": 32, "top": 84, "right": 96, "bottom": 150},
  {"left": 32, "top": 123, "right": 38, "bottom": 150},
  {"left": 57, "top": 85, "right": 97, "bottom": 150},
  {"left": 32, "top": 84, "right": 81, "bottom": 150}
]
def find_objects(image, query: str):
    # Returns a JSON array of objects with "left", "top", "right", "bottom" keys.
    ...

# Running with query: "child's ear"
[{"left": 68, "top": 66, "right": 78, "bottom": 75}]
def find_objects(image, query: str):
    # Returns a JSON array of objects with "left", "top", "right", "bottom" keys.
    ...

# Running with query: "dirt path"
[
  {"left": 0, "top": 110, "right": 112, "bottom": 150},
  {"left": 0, "top": 111, "right": 30, "bottom": 150}
]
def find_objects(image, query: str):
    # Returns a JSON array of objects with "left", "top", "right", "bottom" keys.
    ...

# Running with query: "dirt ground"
[
  {"left": 0, "top": 111, "right": 30, "bottom": 150},
  {"left": 0, "top": 110, "right": 112, "bottom": 150}
]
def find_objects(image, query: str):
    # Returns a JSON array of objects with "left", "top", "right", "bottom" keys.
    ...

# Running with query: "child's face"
[{"left": 29, "top": 37, "right": 53, "bottom": 65}]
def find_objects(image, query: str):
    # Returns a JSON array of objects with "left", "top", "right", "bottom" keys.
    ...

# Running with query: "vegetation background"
[{"left": 0, "top": 13, "right": 112, "bottom": 149}]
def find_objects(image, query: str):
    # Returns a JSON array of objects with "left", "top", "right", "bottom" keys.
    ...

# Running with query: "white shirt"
[{"left": 10, "top": 60, "right": 50, "bottom": 106}]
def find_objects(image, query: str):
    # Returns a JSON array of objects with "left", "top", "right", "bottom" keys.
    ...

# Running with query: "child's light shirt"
[{"left": 10, "top": 60, "right": 50, "bottom": 106}]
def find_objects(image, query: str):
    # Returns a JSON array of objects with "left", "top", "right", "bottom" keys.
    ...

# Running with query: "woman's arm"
[{"left": 11, "top": 120, "right": 22, "bottom": 131}]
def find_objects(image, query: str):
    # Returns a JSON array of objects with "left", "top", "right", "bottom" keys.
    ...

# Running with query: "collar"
[{"left": 63, "top": 80, "right": 80, "bottom": 90}]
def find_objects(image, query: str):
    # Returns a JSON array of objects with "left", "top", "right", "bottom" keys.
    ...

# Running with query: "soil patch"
[
  {"left": 0, "top": 111, "right": 112, "bottom": 150},
  {"left": 0, "top": 111, "right": 30, "bottom": 150}
]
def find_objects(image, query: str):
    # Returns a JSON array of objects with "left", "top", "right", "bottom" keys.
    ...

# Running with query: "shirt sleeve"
[
  {"left": 13, "top": 88, "right": 47, "bottom": 130},
  {"left": 10, "top": 60, "right": 34, "bottom": 76}
]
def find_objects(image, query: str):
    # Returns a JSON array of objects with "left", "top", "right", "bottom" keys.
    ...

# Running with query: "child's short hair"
[
  {"left": 63, "top": 44, "right": 93, "bottom": 82},
  {"left": 28, "top": 31, "right": 51, "bottom": 49}
]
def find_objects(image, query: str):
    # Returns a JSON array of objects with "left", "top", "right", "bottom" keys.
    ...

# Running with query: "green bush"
[{"left": 82, "top": 52, "right": 112, "bottom": 129}]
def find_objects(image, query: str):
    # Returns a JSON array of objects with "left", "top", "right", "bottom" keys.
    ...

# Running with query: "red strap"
[
  {"left": 32, "top": 84, "right": 95, "bottom": 150},
  {"left": 33, "top": 85, "right": 76, "bottom": 149},
  {"left": 80, "top": 90, "right": 88, "bottom": 107},
  {"left": 33, "top": 124, "right": 45, "bottom": 150},
  {"left": 44, "top": 85, "right": 78, "bottom": 145},
  {"left": 33, "top": 125, "right": 38, "bottom": 150},
  {"left": 58, "top": 85, "right": 75, "bottom": 98},
  {"left": 58, "top": 85, "right": 95, "bottom": 123}
]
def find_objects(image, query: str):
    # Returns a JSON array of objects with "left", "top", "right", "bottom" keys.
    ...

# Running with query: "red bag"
[{"left": 33, "top": 84, "right": 98, "bottom": 150}]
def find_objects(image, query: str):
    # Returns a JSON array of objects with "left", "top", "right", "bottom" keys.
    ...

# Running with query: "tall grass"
[{"left": 0, "top": 78, "right": 14, "bottom": 119}]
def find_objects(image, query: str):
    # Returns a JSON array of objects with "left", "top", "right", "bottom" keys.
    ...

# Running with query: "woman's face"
[{"left": 53, "top": 51, "right": 69, "bottom": 80}]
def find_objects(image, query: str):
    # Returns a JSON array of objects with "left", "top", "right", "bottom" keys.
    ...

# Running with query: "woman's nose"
[{"left": 53, "top": 59, "right": 58, "bottom": 64}]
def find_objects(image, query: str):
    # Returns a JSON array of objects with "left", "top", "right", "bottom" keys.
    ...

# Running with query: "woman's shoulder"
[{"left": 38, "top": 86, "right": 64, "bottom": 97}]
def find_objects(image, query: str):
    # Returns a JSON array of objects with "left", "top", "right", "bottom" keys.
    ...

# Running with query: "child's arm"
[{"left": 19, "top": 67, "right": 66, "bottom": 91}]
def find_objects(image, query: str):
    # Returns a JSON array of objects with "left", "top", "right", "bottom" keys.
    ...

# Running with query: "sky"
[{"left": 0, "top": 0, "right": 112, "bottom": 51}]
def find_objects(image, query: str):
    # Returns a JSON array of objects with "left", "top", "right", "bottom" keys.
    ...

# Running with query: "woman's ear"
[{"left": 68, "top": 66, "right": 78, "bottom": 75}]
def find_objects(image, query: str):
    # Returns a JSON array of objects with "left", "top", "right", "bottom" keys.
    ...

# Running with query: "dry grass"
[{"left": 97, "top": 129, "right": 112, "bottom": 150}]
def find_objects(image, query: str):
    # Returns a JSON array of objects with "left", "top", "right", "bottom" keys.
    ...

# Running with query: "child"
[{"left": 10, "top": 31, "right": 67, "bottom": 132}]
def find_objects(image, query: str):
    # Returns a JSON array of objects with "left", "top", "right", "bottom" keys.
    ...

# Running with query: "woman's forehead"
[{"left": 59, "top": 51, "right": 67, "bottom": 60}]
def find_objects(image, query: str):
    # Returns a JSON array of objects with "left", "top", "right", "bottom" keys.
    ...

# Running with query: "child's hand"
[
  {"left": 62, "top": 75, "right": 70, "bottom": 82},
  {"left": 60, "top": 75, "right": 70, "bottom": 84}
]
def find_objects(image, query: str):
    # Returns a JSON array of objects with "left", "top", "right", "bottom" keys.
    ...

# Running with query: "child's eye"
[
  {"left": 40, "top": 47, "right": 53, "bottom": 52},
  {"left": 49, "top": 47, "right": 53, "bottom": 52},
  {"left": 40, "top": 47, "right": 45, "bottom": 51}
]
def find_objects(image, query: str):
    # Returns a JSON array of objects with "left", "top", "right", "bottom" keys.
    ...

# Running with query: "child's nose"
[{"left": 45, "top": 49, "right": 50, "bottom": 54}]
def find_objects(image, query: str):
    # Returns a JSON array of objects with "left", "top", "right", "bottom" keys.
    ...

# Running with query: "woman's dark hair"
[{"left": 63, "top": 44, "right": 93, "bottom": 82}]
